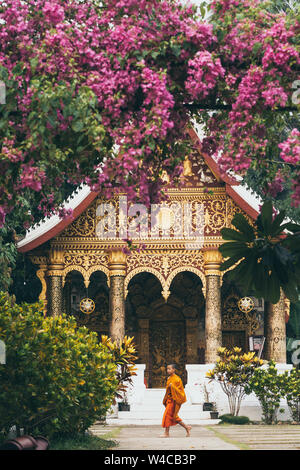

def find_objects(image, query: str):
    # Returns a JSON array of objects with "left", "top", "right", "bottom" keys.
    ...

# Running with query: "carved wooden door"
[
  {"left": 222, "top": 330, "right": 247, "bottom": 351},
  {"left": 150, "top": 320, "right": 186, "bottom": 388}
]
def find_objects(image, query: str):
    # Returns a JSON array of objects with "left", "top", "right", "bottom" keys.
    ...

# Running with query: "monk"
[{"left": 161, "top": 364, "right": 192, "bottom": 438}]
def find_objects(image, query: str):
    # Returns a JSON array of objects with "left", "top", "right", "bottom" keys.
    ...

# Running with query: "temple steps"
[
  {"left": 106, "top": 418, "right": 220, "bottom": 425},
  {"left": 106, "top": 388, "right": 220, "bottom": 425}
]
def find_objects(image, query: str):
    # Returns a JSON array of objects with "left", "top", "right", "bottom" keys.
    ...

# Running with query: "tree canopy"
[{"left": 0, "top": 0, "right": 299, "bottom": 232}]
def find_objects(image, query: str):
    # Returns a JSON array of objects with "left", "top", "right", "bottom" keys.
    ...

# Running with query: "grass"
[
  {"left": 50, "top": 428, "right": 121, "bottom": 450},
  {"left": 206, "top": 426, "right": 251, "bottom": 451}
]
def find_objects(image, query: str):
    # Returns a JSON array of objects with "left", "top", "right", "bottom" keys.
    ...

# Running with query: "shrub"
[
  {"left": 282, "top": 368, "right": 300, "bottom": 423},
  {"left": 0, "top": 292, "right": 119, "bottom": 438},
  {"left": 206, "top": 347, "right": 263, "bottom": 416},
  {"left": 219, "top": 414, "right": 250, "bottom": 425},
  {"left": 245, "top": 361, "right": 284, "bottom": 424},
  {"left": 101, "top": 335, "right": 137, "bottom": 402}
]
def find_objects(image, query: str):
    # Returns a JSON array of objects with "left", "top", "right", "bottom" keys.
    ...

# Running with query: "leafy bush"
[
  {"left": 219, "top": 414, "right": 250, "bottom": 425},
  {"left": 245, "top": 361, "right": 284, "bottom": 424},
  {"left": 101, "top": 335, "right": 137, "bottom": 402},
  {"left": 0, "top": 292, "right": 119, "bottom": 438},
  {"left": 206, "top": 347, "right": 263, "bottom": 416},
  {"left": 282, "top": 368, "right": 300, "bottom": 423}
]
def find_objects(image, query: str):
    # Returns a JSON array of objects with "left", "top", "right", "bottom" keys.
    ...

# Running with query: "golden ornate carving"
[
  {"left": 205, "top": 274, "right": 222, "bottom": 363},
  {"left": 203, "top": 248, "right": 223, "bottom": 276},
  {"left": 161, "top": 288, "right": 171, "bottom": 302},
  {"left": 124, "top": 267, "right": 164, "bottom": 299},
  {"left": 79, "top": 297, "right": 95, "bottom": 314},
  {"left": 48, "top": 275, "right": 63, "bottom": 317},
  {"left": 109, "top": 274, "right": 126, "bottom": 342},
  {"left": 265, "top": 290, "right": 286, "bottom": 362},
  {"left": 124, "top": 251, "right": 205, "bottom": 301},
  {"left": 222, "top": 293, "right": 259, "bottom": 335},
  {"left": 238, "top": 297, "right": 255, "bottom": 314},
  {"left": 284, "top": 297, "right": 290, "bottom": 320},
  {"left": 48, "top": 246, "right": 64, "bottom": 269},
  {"left": 150, "top": 319, "right": 186, "bottom": 387},
  {"left": 61, "top": 200, "right": 97, "bottom": 238},
  {"left": 61, "top": 253, "right": 109, "bottom": 288},
  {"left": 165, "top": 266, "right": 206, "bottom": 296},
  {"left": 183, "top": 155, "right": 193, "bottom": 177},
  {"left": 29, "top": 153, "right": 257, "bottom": 372},
  {"left": 30, "top": 255, "right": 48, "bottom": 314},
  {"left": 55, "top": 188, "right": 251, "bottom": 247},
  {"left": 108, "top": 249, "right": 127, "bottom": 277}
]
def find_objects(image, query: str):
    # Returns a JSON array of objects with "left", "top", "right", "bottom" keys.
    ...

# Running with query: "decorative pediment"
[{"left": 181, "top": 151, "right": 220, "bottom": 188}]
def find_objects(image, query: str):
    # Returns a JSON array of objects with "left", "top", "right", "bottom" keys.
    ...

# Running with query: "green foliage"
[
  {"left": 219, "top": 414, "right": 250, "bottom": 425},
  {"left": 245, "top": 361, "right": 285, "bottom": 424},
  {"left": 0, "top": 224, "right": 18, "bottom": 292},
  {"left": 100, "top": 335, "right": 138, "bottom": 402},
  {"left": 0, "top": 292, "right": 119, "bottom": 438},
  {"left": 281, "top": 368, "right": 300, "bottom": 423},
  {"left": 288, "top": 301, "right": 300, "bottom": 338},
  {"left": 0, "top": 182, "right": 77, "bottom": 294},
  {"left": 207, "top": 347, "right": 263, "bottom": 416},
  {"left": 287, "top": 301, "right": 300, "bottom": 365},
  {"left": 219, "top": 201, "right": 300, "bottom": 303}
]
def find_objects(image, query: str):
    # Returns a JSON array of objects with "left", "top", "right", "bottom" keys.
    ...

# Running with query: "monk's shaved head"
[{"left": 167, "top": 364, "right": 176, "bottom": 375}]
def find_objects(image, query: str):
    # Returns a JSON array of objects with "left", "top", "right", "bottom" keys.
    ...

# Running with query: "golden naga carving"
[{"left": 30, "top": 255, "right": 48, "bottom": 313}]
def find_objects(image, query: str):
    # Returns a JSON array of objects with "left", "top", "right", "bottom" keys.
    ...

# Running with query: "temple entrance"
[
  {"left": 222, "top": 330, "right": 247, "bottom": 351},
  {"left": 149, "top": 306, "right": 186, "bottom": 388},
  {"left": 126, "top": 270, "right": 205, "bottom": 388},
  {"left": 62, "top": 270, "right": 110, "bottom": 339}
]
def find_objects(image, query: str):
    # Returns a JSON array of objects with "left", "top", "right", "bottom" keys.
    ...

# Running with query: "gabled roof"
[{"left": 17, "top": 128, "right": 261, "bottom": 253}]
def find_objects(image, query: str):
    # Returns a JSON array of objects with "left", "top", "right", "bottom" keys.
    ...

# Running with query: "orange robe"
[{"left": 162, "top": 374, "right": 186, "bottom": 428}]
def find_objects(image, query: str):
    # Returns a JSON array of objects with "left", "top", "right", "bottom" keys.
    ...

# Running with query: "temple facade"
[{"left": 18, "top": 129, "right": 289, "bottom": 394}]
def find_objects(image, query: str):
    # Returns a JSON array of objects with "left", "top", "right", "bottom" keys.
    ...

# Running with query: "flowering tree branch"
[{"left": 0, "top": 0, "right": 299, "bottom": 230}]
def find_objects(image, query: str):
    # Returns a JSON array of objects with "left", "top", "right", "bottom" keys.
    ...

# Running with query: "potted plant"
[
  {"left": 202, "top": 384, "right": 214, "bottom": 411},
  {"left": 118, "top": 391, "right": 130, "bottom": 412},
  {"left": 101, "top": 336, "right": 137, "bottom": 413},
  {"left": 210, "top": 403, "right": 219, "bottom": 420}
]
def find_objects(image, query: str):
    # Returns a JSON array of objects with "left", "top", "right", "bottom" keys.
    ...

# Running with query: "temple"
[{"left": 17, "top": 128, "right": 291, "bottom": 422}]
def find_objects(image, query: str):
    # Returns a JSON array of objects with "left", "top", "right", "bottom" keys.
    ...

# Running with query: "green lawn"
[{"left": 50, "top": 432, "right": 119, "bottom": 450}]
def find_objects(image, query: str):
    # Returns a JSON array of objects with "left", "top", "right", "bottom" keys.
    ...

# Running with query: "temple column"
[
  {"left": 265, "top": 289, "right": 287, "bottom": 363},
  {"left": 203, "top": 248, "right": 223, "bottom": 364},
  {"left": 108, "top": 250, "right": 127, "bottom": 342},
  {"left": 186, "top": 318, "right": 198, "bottom": 363},
  {"left": 138, "top": 318, "right": 150, "bottom": 386},
  {"left": 47, "top": 247, "right": 64, "bottom": 317}
]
